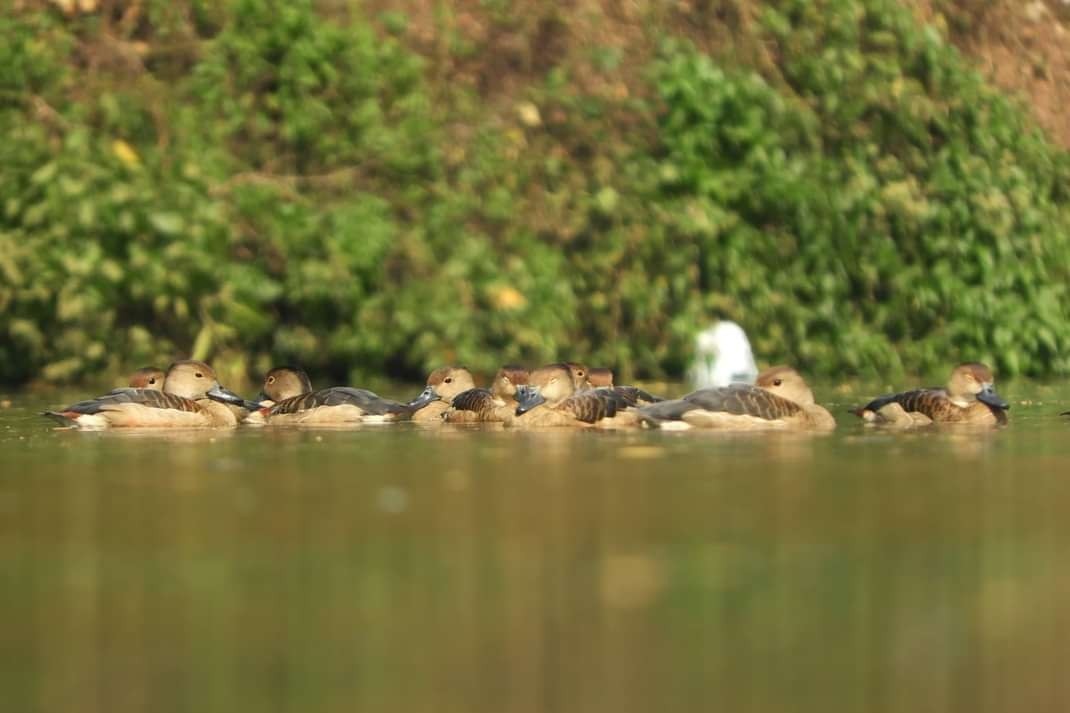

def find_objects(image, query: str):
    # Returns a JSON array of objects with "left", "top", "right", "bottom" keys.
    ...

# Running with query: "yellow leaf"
[
  {"left": 111, "top": 140, "right": 140, "bottom": 168},
  {"left": 489, "top": 285, "right": 527, "bottom": 311}
]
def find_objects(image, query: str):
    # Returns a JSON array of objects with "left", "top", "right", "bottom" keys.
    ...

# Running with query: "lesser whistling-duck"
[
  {"left": 256, "top": 366, "right": 413, "bottom": 425},
  {"left": 44, "top": 360, "right": 247, "bottom": 428},
  {"left": 445, "top": 365, "right": 528, "bottom": 423},
  {"left": 508, "top": 363, "right": 638, "bottom": 428},
  {"left": 584, "top": 366, "right": 664, "bottom": 407},
  {"left": 640, "top": 366, "right": 835, "bottom": 431},
  {"left": 127, "top": 366, "right": 166, "bottom": 390},
  {"left": 408, "top": 366, "right": 479, "bottom": 422},
  {"left": 854, "top": 362, "right": 1009, "bottom": 427}
]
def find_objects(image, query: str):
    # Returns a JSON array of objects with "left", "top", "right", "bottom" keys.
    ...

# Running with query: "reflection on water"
[{"left": 2, "top": 387, "right": 1070, "bottom": 713}]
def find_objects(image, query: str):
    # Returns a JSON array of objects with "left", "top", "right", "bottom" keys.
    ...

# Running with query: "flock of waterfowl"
[{"left": 43, "top": 357, "right": 1019, "bottom": 432}]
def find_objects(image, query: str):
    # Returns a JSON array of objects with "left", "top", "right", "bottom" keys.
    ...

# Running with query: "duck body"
[
  {"left": 262, "top": 387, "right": 414, "bottom": 425},
  {"left": 507, "top": 364, "right": 640, "bottom": 429},
  {"left": 409, "top": 366, "right": 480, "bottom": 423},
  {"left": 854, "top": 363, "right": 1009, "bottom": 427},
  {"left": 44, "top": 360, "right": 245, "bottom": 429},
  {"left": 640, "top": 367, "right": 835, "bottom": 431},
  {"left": 445, "top": 365, "right": 527, "bottom": 424},
  {"left": 857, "top": 389, "right": 1006, "bottom": 426}
]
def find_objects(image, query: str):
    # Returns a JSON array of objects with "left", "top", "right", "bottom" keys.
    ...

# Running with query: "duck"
[
  {"left": 256, "top": 365, "right": 314, "bottom": 407},
  {"left": 853, "top": 362, "right": 1009, "bottom": 427},
  {"left": 408, "top": 366, "right": 479, "bottom": 422},
  {"left": 255, "top": 367, "right": 414, "bottom": 425},
  {"left": 509, "top": 363, "right": 638, "bottom": 428},
  {"left": 564, "top": 362, "right": 592, "bottom": 390},
  {"left": 43, "top": 360, "right": 247, "bottom": 428},
  {"left": 444, "top": 365, "right": 529, "bottom": 423},
  {"left": 689, "top": 320, "right": 759, "bottom": 389},
  {"left": 639, "top": 366, "right": 835, "bottom": 431},
  {"left": 583, "top": 366, "right": 664, "bottom": 407},
  {"left": 127, "top": 366, "right": 166, "bottom": 390}
]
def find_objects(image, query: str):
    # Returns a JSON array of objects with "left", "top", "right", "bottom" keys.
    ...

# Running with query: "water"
[{"left": 2, "top": 384, "right": 1070, "bottom": 713}]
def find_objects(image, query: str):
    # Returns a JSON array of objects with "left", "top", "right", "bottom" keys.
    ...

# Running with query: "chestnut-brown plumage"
[
  {"left": 639, "top": 366, "right": 835, "bottom": 430},
  {"left": 855, "top": 362, "right": 1009, "bottom": 426}
]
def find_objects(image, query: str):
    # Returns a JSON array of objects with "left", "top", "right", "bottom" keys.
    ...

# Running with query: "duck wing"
[
  {"left": 450, "top": 388, "right": 502, "bottom": 419},
  {"left": 858, "top": 388, "right": 949, "bottom": 419},
  {"left": 639, "top": 384, "right": 799, "bottom": 424},
  {"left": 597, "top": 385, "right": 664, "bottom": 407},
  {"left": 269, "top": 387, "right": 413, "bottom": 417},
  {"left": 558, "top": 391, "right": 618, "bottom": 423},
  {"left": 64, "top": 389, "right": 199, "bottom": 414}
]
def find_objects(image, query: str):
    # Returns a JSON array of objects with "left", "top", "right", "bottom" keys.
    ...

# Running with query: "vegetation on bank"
[{"left": 2, "top": 0, "right": 1069, "bottom": 386}]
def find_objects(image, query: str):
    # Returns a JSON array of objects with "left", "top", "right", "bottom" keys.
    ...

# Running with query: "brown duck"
[
  {"left": 257, "top": 366, "right": 414, "bottom": 426},
  {"left": 509, "top": 363, "right": 637, "bottom": 428},
  {"left": 639, "top": 366, "right": 836, "bottom": 431},
  {"left": 445, "top": 365, "right": 528, "bottom": 423},
  {"left": 408, "top": 366, "right": 479, "bottom": 422},
  {"left": 854, "top": 362, "right": 1009, "bottom": 427},
  {"left": 44, "top": 360, "right": 247, "bottom": 428},
  {"left": 584, "top": 366, "right": 664, "bottom": 407},
  {"left": 127, "top": 366, "right": 166, "bottom": 390}
]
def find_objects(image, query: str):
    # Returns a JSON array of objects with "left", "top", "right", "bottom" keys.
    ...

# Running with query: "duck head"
[
  {"left": 516, "top": 363, "right": 576, "bottom": 415},
  {"left": 948, "top": 362, "right": 1008, "bottom": 410},
  {"left": 409, "top": 366, "right": 477, "bottom": 409},
  {"left": 260, "top": 366, "right": 313, "bottom": 403},
  {"left": 128, "top": 366, "right": 165, "bottom": 391},
  {"left": 756, "top": 366, "right": 817, "bottom": 406},
  {"left": 165, "top": 360, "right": 247, "bottom": 407},
  {"left": 491, "top": 365, "right": 529, "bottom": 400}
]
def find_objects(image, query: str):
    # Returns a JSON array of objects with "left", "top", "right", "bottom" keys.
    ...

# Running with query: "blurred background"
[{"left": 2, "top": 0, "right": 1069, "bottom": 388}]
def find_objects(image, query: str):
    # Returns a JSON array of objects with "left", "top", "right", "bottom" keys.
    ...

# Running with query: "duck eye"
[
  {"left": 268, "top": 376, "right": 276, "bottom": 384},
  {"left": 148, "top": 378, "right": 156, "bottom": 385},
  {"left": 445, "top": 377, "right": 453, "bottom": 384},
  {"left": 195, "top": 372, "right": 204, "bottom": 379},
  {"left": 773, "top": 379, "right": 782, "bottom": 386}
]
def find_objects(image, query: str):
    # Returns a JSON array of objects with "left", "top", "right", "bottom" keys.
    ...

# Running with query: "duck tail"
[{"left": 41, "top": 410, "right": 78, "bottom": 427}]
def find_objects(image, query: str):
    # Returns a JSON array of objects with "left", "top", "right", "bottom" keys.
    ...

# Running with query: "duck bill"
[
  {"left": 514, "top": 386, "right": 545, "bottom": 416},
  {"left": 407, "top": 385, "right": 439, "bottom": 410},
  {"left": 207, "top": 385, "right": 255, "bottom": 409},
  {"left": 977, "top": 385, "right": 1009, "bottom": 410}
]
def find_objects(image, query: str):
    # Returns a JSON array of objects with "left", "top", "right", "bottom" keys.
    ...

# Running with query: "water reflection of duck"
[
  {"left": 640, "top": 366, "right": 835, "bottom": 431},
  {"left": 853, "top": 363, "right": 1009, "bottom": 427},
  {"left": 43, "top": 360, "right": 247, "bottom": 428},
  {"left": 689, "top": 321, "right": 759, "bottom": 389}
]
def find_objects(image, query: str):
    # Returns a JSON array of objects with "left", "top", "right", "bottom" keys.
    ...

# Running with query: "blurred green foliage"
[{"left": 1, "top": 0, "right": 1069, "bottom": 385}]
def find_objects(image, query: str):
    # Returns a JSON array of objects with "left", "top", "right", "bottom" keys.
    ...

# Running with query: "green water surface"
[{"left": 2, "top": 384, "right": 1069, "bottom": 713}]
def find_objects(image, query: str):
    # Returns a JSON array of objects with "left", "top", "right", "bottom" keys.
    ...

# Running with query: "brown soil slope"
[{"left": 367, "top": 0, "right": 1070, "bottom": 148}]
